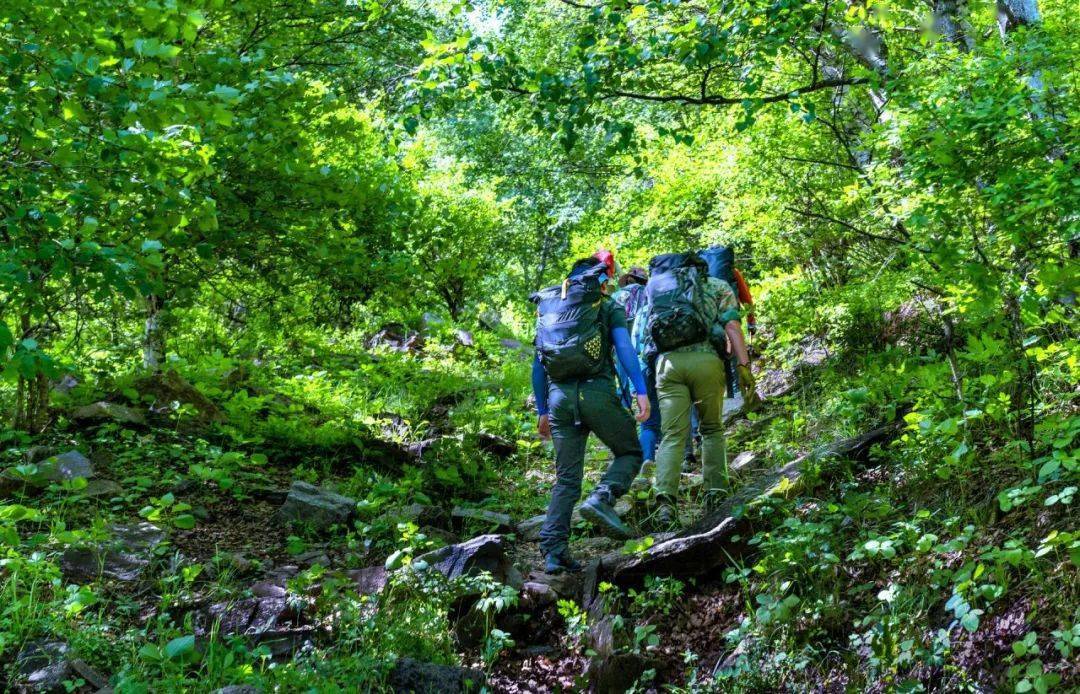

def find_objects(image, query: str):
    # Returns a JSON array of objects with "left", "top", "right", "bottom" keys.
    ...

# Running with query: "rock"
[
  {"left": 417, "top": 534, "right": 522, "bottom": 589},
  {"left": 389, "top": 658, "right": 486, "bottom": 694},
  {"left": 247, "top": 485, "right": 289, "bottom": 505},
  {"left": 454, "top": 329, "right": 474, "bottom": 347},
  {"left": 71, "top": 401, "right": 146, "bottom": 426},
  {"left": 213, "top": 686, "right": 261, "bottom": 694},
  {"left": 522, "top": 580, "right": 557, "bottom": 608},
  {"left": 451, "top": 507, "right": 515, "bottom": 533},
  {"left": 275, "top": 481, "right": 357, "bottom": 532},
  {"left": 60, "top": 522, "right": 164, "bottom": 582},
  {"left": 38, "top": 450, "right": 94, "bottom": 482},
  {"left": 346, "top": 566, "right": 388, "bottom": 596},
  {"left": 0, "top": 450, "right": 94, "bottom": 497},
  {"left": 730, "top": 450, "right": 759, "bottom": 473},
  {"left": 69, "top": 658, "right": 109, "bottom": 690},
  {"left": 516, "top": 513, "right": 546, "bottom": 542},
  {"left": 587, "top": 652, "right": 655, "bottom": 694},
  {"left": 292, "top": 549, "right": 330, "bottom": 567},
  {"left": 134, "top": 369, "right": 224, "bottom": 423},
  {"left": 112, "top": 521, "right": 166, "bottom": 550},
  {"left": 15, "top": 640, "right": 72, "bottom": 693},
  {"left": 406, "top": 438, "right": 439, "bottom": 459},
  {"left": 81, "top": 479, "right": 122, "bottom": 498},
  {"left": 250, "top": 581, "right": 287, "bottom": 599},
  {"left": 52, "top": 374, "right": 80, "bottom": 395},
  {"left": 476, "top": 432, "right": 516, "bottom": 457},
  {"left": 367, "top": 324, "right": 424, "bottom": 353},
  {"left": 528, "top": 570, "right": 586, "bottom": 600},
  {"left": 499, "top": 338, "right": 523, "bottom": 351}
]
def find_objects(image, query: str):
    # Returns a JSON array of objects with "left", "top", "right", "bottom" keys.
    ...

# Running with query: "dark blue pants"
[{"left": 540, "top": 378, "right": 644, "bottom": 557}]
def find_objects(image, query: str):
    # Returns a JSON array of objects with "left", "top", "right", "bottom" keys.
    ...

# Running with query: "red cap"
[{"left": 593, "top": 249, "right": 616, "bottom": 279}]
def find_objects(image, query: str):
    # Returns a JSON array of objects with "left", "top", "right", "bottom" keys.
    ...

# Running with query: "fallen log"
[{"left": 598, "top": 421, "right": 902, "bottom": 584}]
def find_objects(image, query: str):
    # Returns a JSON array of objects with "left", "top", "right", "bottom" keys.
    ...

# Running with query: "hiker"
[
  {"left": 638, "top": 252, "right": 758, "bottom": 527},
  {"left": 612, "top": 266, "right": 649, "bottom": 410},
  {"left": 629, "top": 285, "right": 663, "bottom": 472},
  {"left": 531, "top": 257, "right": 651, "bottom": 573},
  {"left": 699, "top": 246, "right": 758, "bottom": 399}
]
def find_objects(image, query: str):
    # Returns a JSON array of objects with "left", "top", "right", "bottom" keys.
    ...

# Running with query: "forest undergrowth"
[{"left": 1, "top": 0, "right": 1076, "bottom": 691}]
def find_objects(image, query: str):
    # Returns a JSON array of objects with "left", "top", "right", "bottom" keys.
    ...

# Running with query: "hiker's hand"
[
  {"left": 634, "top": 393, "right": 651, "bottom": 423},
  {"left": 537, "top": 414, "right": 551, "bottom": 440},
  {"left": 737, "top": 365, "right": 762, "bottom": 411}
]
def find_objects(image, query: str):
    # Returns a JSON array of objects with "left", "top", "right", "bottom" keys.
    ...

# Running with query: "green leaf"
[
  {"left": 173, "top": 514, "right": 196, "bottom": 530},
  {"left": 164, "top": 635, "right": 196, "bottom": 661}
]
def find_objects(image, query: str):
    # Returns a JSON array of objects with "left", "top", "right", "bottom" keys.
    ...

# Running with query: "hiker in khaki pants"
[{"left": 637, "top": 252, "right": 758, "bottom": 527}]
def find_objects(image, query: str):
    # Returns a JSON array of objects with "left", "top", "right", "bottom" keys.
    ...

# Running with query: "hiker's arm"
[
  {"left": 725, "top": 320, "right": 751, "bottom": 366},
  {"left": 612, "top": 327, "right": 647, "bottom": 395},
  {"left": 532, "top": 353, "right": 552, "bottom": 439},
  {"left": 531, "top": 354, "right": 549, "bottom": 415}
]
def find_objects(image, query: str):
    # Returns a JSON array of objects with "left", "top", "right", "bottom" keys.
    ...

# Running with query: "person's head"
[
  {"left": 569, "top": 257, "right": 614, "bottom": 294},
  {"left": 593, "top": 249, "right": 618, "bottom": 281},
  {"left": 619, "top": 266, "right": 648, "bottom": 288}
]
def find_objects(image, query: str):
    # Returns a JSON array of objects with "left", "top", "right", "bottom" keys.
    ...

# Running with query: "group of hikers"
[{"left": 530, "top": 247, "right": 763, "bottom": 574}]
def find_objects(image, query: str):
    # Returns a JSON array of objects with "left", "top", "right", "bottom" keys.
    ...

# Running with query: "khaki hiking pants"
[{"left": 655, "top": 350, "right": 728, "bottom": 498}]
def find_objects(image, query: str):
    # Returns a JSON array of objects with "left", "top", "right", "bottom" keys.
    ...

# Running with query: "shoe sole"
[{"left": 579, "top": 502, "right": 634, "bottom": 540}]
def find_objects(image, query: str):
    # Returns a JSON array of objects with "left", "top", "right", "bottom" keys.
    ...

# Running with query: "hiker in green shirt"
[{"left": 637, "top": 252, "right": 757, "bottom": 527}]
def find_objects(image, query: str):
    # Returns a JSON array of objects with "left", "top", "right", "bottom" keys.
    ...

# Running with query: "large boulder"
[
  {"left": 14, "top": 640, "right": 72, "bottom": 693},
  {"left": 346, "top": 566, "right": 388, "bottom": 597},
  {"left": 0, "top": 450, "right": 95, "bottom": 498},
  {"left": 417, "top": 534, "right": 522, "bottom": 590},
  {"left": 38, "top": 450, "right": 94, "bottom": 482},
  {"left": 197, "top": 588, "right": 313, "bottom": 660},
  {"left": 276, "top": 481, "right": 357, "bottom": 532},
  {"left": 389, "top": 658, "right": 486, "bottom": 694},
  {"left": 71, "top": 401, "right": 146, "bottom": 426},
  {"left": 61, "top": 522, "right": 164, "bottom": 582}
]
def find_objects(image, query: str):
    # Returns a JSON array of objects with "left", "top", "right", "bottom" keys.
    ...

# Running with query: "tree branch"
[{"left": 599, "top": 77, "right": 868, "bottom": 106}]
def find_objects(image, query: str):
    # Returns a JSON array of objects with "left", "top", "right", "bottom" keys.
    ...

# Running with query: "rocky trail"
[{"left": 8, "top": 376, "right": 901, "bottom": 693}]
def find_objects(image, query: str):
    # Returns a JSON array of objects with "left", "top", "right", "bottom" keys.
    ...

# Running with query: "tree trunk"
[
  {"left": 143, "top": 294, "right": 165, "bottom": 372},
  {"left": 933, "top": 0, "right": 974, "bottom": 50},
  {"left": 996, "top": 0, "right": 1040, "bottom": 37}
]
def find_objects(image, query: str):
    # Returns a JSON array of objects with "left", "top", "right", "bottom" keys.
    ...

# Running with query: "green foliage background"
[{"left": 0, "top": 0, "right": 1076, "bottom": 690}]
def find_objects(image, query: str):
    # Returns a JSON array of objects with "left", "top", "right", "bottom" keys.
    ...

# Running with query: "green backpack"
[{"left": 645, "top": 252, "right": 712, "bottom": 353}]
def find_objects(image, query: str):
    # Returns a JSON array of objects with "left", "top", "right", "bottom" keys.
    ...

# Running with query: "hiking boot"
[
  {"left": 655, "top": 496, "right": 679, "bottom": 529},
  {"left": 544, "top": 551, "right": 583, "bottom": 575},
  {"left": 703, "top": 488, "right": 727, "bottom": 516},
  {"left": 579, "top": 491, "right": 634, "bottom": 540}
]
